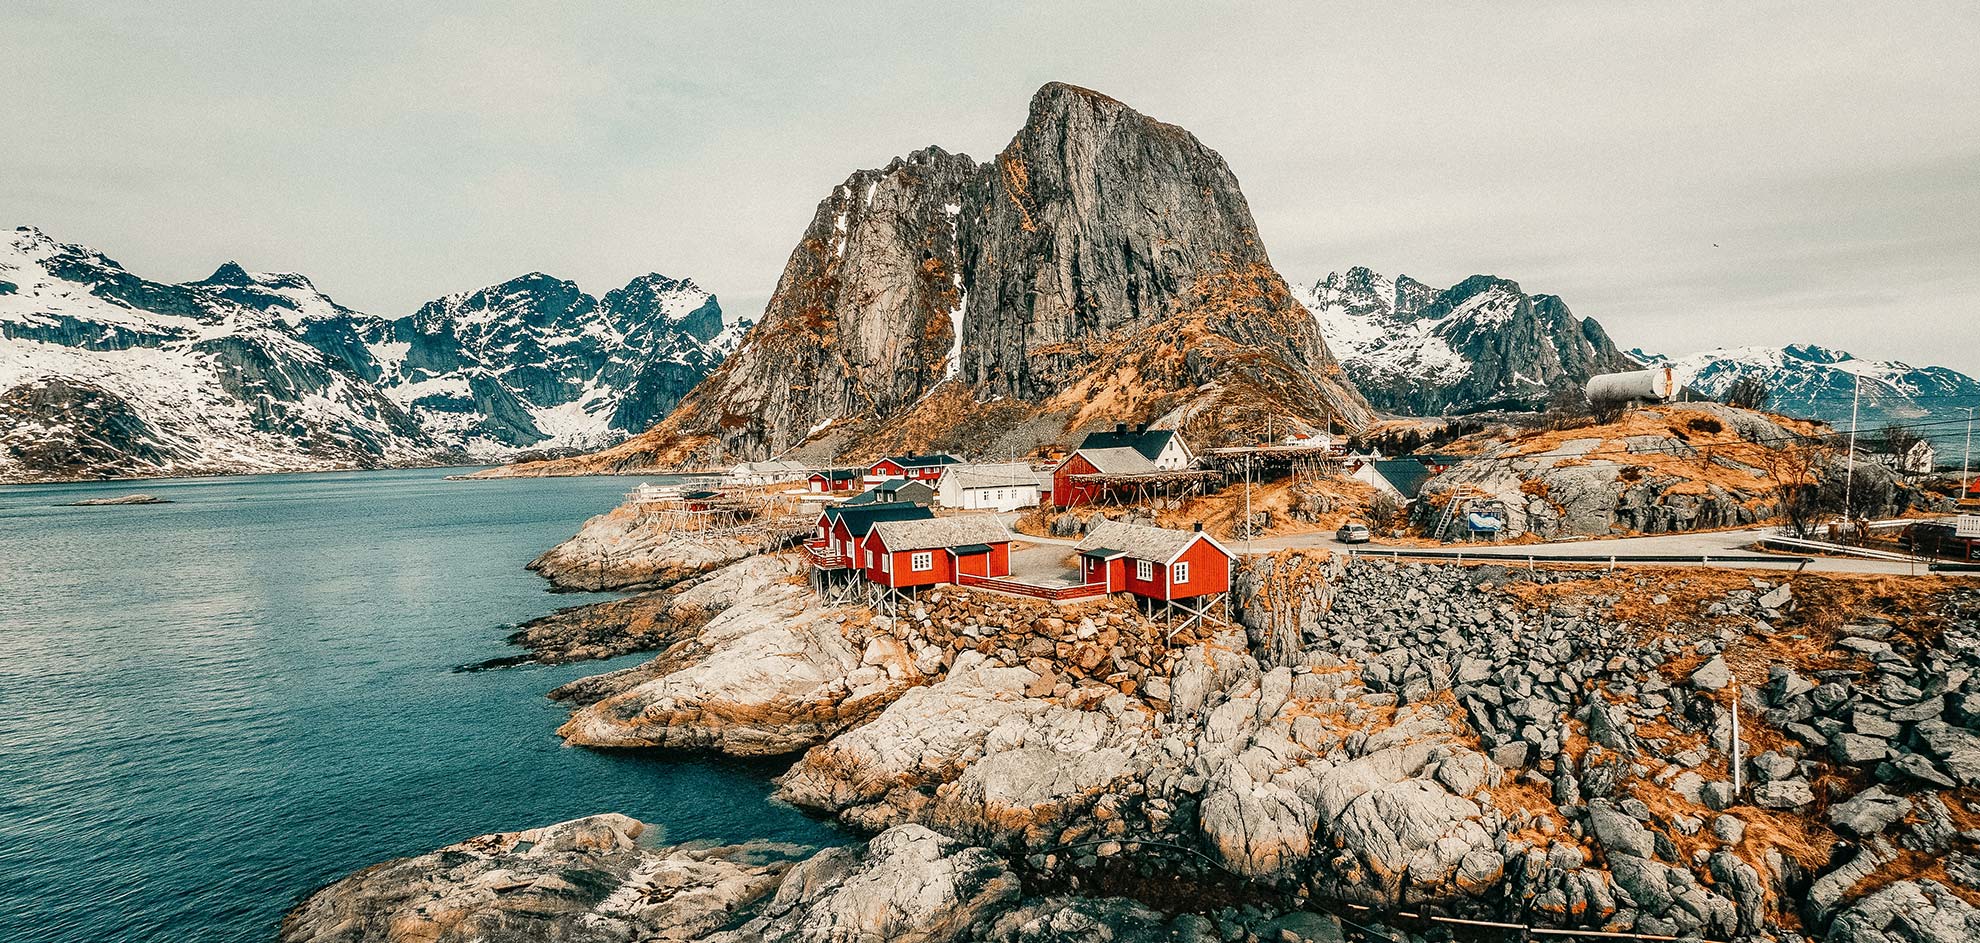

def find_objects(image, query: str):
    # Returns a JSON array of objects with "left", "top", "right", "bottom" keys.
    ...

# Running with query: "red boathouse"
[
  {"left": 858, "top": 516, "right": 1013, "bottom": 590},
  {"left": 1075, "top": 520, "right": 1233, "bottom": 633}
]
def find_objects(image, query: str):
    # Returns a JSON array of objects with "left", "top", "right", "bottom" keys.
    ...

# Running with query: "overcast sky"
[{"left": 7, "top": 2, "right": 1976, "bottom": 374}]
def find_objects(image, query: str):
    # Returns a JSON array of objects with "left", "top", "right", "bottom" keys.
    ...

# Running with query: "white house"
[
  {"left": 725, "top": 460, "right": 810, "bottom": 487},
  {"left": 1879, "top": 440, "right": 1936, "bottom": 476},
  {"left": 935, "top": 462, "right": 1050, "bottom": 511}
]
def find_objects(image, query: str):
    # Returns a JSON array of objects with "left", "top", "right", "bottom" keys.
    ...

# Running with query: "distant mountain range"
[
  {"left": 1292, "top": 267, "right": 1636, "bottom": 415},
  {"left": 0, "top": 226, "right": 744, "bottom": 482},
  {"left": 1636, "top": 344, "right": 1980, "bottom": 460}
]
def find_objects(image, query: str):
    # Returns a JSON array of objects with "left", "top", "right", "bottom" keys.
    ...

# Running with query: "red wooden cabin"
[
  {"left": 1074, "top": 520, "right": 1232, "bottom": 601},
  {"left": 859, "top": 516, "right": 1013, "bottom": 589},
  {"left": 808, "top": 503, "right": 934, "bottom": 569},
  {"left": 807, "top": 468, "right": 862, "bottom": 492},
  {"left": 1050, "top": 426, "right": 1192, "bottom": 508},
  {"left": 869, "top": 453, "right": 963, "bottom": 483}
]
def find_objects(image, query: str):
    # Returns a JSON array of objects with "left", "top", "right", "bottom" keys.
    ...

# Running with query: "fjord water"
[{"left": 0, "top": 469, "right": 841, "bottom": 942}]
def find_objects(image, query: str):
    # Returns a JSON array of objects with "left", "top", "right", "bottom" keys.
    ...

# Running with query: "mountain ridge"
[
  {"left": 1293, "top": 265, "right": 1637, "bottom": 415},
  {"left": 0, "top": 226, "right": 742, "bottom": 482}
]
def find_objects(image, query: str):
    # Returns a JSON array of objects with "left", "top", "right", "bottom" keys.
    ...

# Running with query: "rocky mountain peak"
[
  {"left": 960, "top": 81, "right": 1367, "bottom": 434},
  {"left": 202, "top": 261, "right": 255, "bottom": 285},
  {"left": 509, "top": 84, "right": 1372, "bottom": 475},
  {"left": 602, "top": 273, "right": 723, "bottom": 343}
]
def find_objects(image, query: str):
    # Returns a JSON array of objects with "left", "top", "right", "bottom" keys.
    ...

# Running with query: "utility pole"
[
  {"left": 1962, "top": 407, "right": 1975, "bottom": 502},
  {"left": 1842, "top": 372, "right": 1860, "bottom": 524},
  {"left": 1244, "top": 450, "right": 1253, "bottom": 552}
]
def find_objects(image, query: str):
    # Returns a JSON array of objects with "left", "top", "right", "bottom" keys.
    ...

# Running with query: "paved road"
[{"left": 1002, "top": 513, "right": 1968, "bottom": 577}]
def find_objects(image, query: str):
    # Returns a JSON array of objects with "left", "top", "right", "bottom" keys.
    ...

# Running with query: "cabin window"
[
  {"left": 911, "top": 551, "right": 933, "bottom": 572},
  {"left": 1172, "top": 561, "right": 1190, "bottom": 584},
  {"left": 865, "top": 548, "right": 874, "bottom": 568},
  {"left": 1136, "top": 559, "right": 1153, "bottom": 581}
]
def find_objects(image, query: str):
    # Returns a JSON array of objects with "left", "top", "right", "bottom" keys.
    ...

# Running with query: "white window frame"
[
  {"left": 911, "top": 551, "right": 934, "bottom": 572},
  {"left": 1136, "top": 559, "right": 1153, "bottom": 581},
  {"left": 865, "top": 548, "right": 874, "bottom": 568},
  {"left": 1172, "top": 561, "right": 1190, "bottom": 584}
]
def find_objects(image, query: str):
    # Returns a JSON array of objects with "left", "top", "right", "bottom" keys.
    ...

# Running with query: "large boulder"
[
  {"left": 708, "top": 825, "right": 1020, "bottom": 943},
  {"left": 1829, "top": 880, "right": 1980, "bottom": 943},
  {"left": 557, "top": 578, "right": 921, "bottom": 754},
  {"left": 280, "top": 815, "right": 804, "bottom": 943}
]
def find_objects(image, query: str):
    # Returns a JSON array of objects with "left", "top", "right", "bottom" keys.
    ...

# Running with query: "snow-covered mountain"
[
  {"left": 1294, "top": 267, "right": 1636, "bottom": 415},
  {"left": 348, "top": 271, "right": 743, "bottom": 454},
  {"left": 0, "top": 226, "right": 743, "bottom": 482},
  {"left": 1637, "top": 344, "right": 1980, "bottom": 458}
]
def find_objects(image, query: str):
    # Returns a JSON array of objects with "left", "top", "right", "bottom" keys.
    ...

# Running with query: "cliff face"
[
  {"left": 959, "top": 84, "right": 1368, "bottom": 442},
  {"left": 639, "top": 147, "right": 979, "bottom": 464},
  {"left": 496, "top": 84, "right": 1371, "bottom": 475}
]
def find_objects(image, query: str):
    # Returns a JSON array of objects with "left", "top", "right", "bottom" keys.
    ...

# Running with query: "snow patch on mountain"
[
  {"left": 1296, "top": 266, "right": 1635, "bottom": 415},
  {"left": 1639, "top": 343, "right": 1980, "bottom": 456},
  {"left": 0, "top": 226, "right": 743, "bottom": 481}
]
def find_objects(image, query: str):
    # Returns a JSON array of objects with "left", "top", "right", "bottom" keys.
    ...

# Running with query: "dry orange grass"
[{"left": 1155, "top": 475, "right": 1380, "bottom": 537}]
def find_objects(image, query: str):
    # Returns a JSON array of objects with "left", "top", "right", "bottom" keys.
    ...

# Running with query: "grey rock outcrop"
[
  {"left": 707, "top": 824, "right": 1019, "bottom": 943},
  {"left": 1829, "top": 879, "right": 1980, "bottom": 943},
  {"left": 279, "top": 814, "right": 805, "bottom": 943}
]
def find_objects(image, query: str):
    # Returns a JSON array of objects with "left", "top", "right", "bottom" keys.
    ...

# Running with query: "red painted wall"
[
  {"left": 1052, "top": 453, "right": 1101, "bottom": 508},
  {"left": 1168, "top": 536, "right": 1232, "bottom": 598},
  {"left": 860, "top": 537, "right": 1011, "bottom": 586},
  {"left": 1111, "top": 536, "right": 1231, "bottom": 601},
  {"left": 870, "top": 460, "right": 905, "bottom": 478},
  {"left": 1081, "top": 555, "right": 1126, "bottom": 590},
  {"left": 952, "top": 544, "right": 1010, "bottom": 578},
  {"left": 810, "top": 474, "right": 855, "bottom": 492}
]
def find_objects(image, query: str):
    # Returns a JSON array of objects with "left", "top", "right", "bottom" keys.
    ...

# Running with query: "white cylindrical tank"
[{"left": 1585, "top": 366, "right": 1675, "bottom": 404}]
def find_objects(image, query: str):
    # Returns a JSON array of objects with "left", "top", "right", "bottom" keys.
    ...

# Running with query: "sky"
[{"left": 6, "top": 2, "right": 1977, "bottom": 375}]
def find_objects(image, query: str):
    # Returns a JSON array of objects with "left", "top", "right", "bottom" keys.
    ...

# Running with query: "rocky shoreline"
[
  {"left": 293, "top": 534, "right": 1980, "bottom": 942},
  {"left": 527, "top": 499, "right": 805, "bottom": 593}
]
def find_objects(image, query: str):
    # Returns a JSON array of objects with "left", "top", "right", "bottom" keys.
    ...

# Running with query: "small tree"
[
  {"left": 1725, "top": 376, "right": 1770, "bottom": 411},
  {"left": 1879, "top": 423, "right": 1924, "bottom": 463},
  {"left": 1365, "top": 491, "right": 1402, "bottom": 531},
  {"left": 1762, "top": 441, "right": 1838, "bottom": 536}
]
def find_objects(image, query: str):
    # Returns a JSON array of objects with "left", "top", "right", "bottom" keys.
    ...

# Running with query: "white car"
[{"left": 1335, "top": 522, "right": 1372, "bottom": 544}]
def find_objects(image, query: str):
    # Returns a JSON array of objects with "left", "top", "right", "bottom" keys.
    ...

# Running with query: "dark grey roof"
[
  {"left": 948, "top": 543, "right": 993, "bottom": 555},
  {"left": 1079, "top": 546, "right": 1127, "bottom": 560},
  {"left": 875, "top": 479, "right": 933, "bottom": 495},
  {"left": 812, "top": 468, "right": 861, "bottom": 480},
  {"left": 1073, "top": 427, "right": 1177, "bottom": 461},
  {"left": 1372, "top": 459, "right": 1433, "bottom": 498},
  {"left": 823, "top": 503, "right": 934, "bottom": 535},
  {"left": 880, "top": 453, "right": 962, "bottom": 469}
]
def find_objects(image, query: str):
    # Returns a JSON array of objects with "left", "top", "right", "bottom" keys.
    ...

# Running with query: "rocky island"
[{"left": 66, "top": 493, "right": 170, "bottom": 506}]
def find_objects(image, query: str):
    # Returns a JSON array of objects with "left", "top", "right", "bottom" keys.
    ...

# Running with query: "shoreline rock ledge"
[{"left": 282, "top": 816, "right": 1220, "bottom": 943}]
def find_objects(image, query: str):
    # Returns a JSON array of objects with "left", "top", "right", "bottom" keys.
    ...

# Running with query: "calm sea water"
[{"left": 0, "top": 468, "right": 842, "bottom": 942}]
